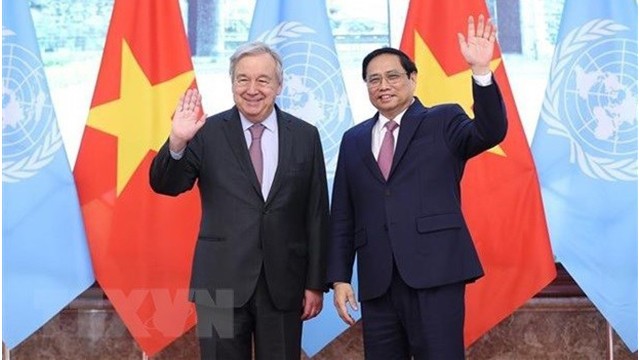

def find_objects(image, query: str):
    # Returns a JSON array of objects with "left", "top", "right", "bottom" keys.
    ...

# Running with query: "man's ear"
[{"left": 409, "top": 72, "right": 418, "bottom": 88}]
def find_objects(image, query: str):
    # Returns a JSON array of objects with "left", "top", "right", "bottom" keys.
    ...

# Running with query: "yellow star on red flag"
[
  {"left": 87, "top": 40, "right": 194, "bottom": 195},
  {"left": 413, "top": 31, "right": 505, "bottom": 156},
  {"left": 74, "top": 1, "right": 202, "bottom": 355}
]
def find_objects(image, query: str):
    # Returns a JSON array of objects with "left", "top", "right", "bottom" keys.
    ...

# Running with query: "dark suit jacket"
[
  {"left": 327, "top": 81, "right": 507, "bottom": 301},
  {"left": 150, "top": 106, "right": 329, "bottom": 311}
]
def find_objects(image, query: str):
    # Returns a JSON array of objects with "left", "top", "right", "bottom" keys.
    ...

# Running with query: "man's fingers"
[
  {"left": 309, "top": 304, "right": 321, "bottom": 319},
  {"left": 347, "top": 293, "right": 358, "bottom": 311},
  {"left": 467, "top": 15, "right": 476, "bottom": 39},
  {"left": 476, "top": 14, "right": 486, "bottom": 38},
  {"left": 333, "top": 283, "right": 358, "bottom": 326},
  {"left": 301, "top": 297, "right": 311, "bottom": 320},
  {"left": 457, "top": 32, "right": 467, "bottom": 50},
  {"left": 302, "top": 308, "right": 321, "bottom": 320},
  {"left": 196, "top": 113, "right": 207, "bottom": 128},
  {"left": 488, "top": 20, "right": 497, "bottom": 42},
  {"left": 301, "top": 290, "right": 323, "bottom": 321},
  {"left": 334, "top": 290, "right": 350, "bottom": 324},
  {"left": 338, "top": 294, "right": 357, "bottom": 325},
  {"left": 482, "top": 18, "right": 494, "bottom": 40},
  {"left": 337, "top": 302, "right": 353, "bottom": 325},
  {"left": 301, "top": 306, "right": 312, "bottom": 320},
  {"left": 180, "top": 88, "right": 201, "bottom": 113},
  {"left": 176, "top": 94, "right": 186, "bottom": 112},
  {"left": 177, "top": 89, "right": 200, "bottom": 113}
]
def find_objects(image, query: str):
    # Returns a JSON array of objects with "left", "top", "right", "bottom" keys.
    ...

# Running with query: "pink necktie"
[
  {"left": 377, "top": 120, "right": 398, "bottom": 180},
  {"left": 249, "top": 123, "right": 265, "bottom": 184}
]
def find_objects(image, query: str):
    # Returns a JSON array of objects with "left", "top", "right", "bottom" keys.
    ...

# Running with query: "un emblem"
[
  {"left": 540, "top": 19, "right": 637, "bottom": 181},
  {"left": 256, "top": 22, "right": 353, "bottom": 180},
  {"left": 2, "top": 27, "right": 62, "bottom": 183}
]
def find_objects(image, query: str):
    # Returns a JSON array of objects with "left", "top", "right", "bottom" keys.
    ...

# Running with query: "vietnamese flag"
[
  {"left": 74, "top": 0, "right": 200, "bottom": 355},
  {"left": 400, "top": 0, "right": 557, "bottom": 347}
]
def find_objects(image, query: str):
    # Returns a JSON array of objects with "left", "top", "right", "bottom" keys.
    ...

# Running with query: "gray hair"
[{"left": 229, "top": 41, "right": 284, "bottom": 85}]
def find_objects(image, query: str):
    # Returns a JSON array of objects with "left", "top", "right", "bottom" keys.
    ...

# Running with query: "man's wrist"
[
  {"left": 169, "top": 134, "right": 187, "bottom": 153},
  {"left": 471, "top": 65, "right": 490, "bottom": 76}
]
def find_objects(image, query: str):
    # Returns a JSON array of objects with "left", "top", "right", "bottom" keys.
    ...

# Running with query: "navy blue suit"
[{"left": 327, "top": 80, "right": 507, "bottom": 359}]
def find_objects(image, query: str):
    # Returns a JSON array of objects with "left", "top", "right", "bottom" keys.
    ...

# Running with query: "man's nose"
[
  {"left": 379, "top": 76, "right": 393, "bottom": 88},
  {"left": 246, "top": 81, "right": 259, "bottom": 93}
]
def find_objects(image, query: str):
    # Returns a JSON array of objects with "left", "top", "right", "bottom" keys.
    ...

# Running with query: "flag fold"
[
  {"left": 531, "top": 0, "right": 638, "bottom": 351},
  {"left": 2, "top": 0, "right": 95, "bottom": 349}
]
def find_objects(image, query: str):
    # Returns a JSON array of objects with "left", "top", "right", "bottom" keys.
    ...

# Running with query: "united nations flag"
[
  {"left": 2, "top": 0, "right": 94, "bottom": 349},
  {"left": 248, "top": 0, "right": 354, "bottom": 355},
  {"left": 248, "top": 0, "right": 353, "bottom": 188},
  {"left": 531, "top": 0, "right": 638, "bottom": 351}
]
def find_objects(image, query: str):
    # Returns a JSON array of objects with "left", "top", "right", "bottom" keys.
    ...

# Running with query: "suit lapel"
[
  {"left": 265, "top": 107, "right": 292, "bottom": 207},
  {"left": 356, "top": 117, "right": 386, "bottom": 183},
  {"left": 390, "top": 99, "right": 424, "bottom": 178},
  {"left": 222, "top": 107, "right": 263, "bottom": 199}
]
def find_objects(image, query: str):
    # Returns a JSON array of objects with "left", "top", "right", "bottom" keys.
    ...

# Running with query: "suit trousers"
[
  {"left": 195, "top": 270, "right": 303, "bottom": 360},
  {"left": 361, "top": 264, "right": 466, "bottom": 360}
]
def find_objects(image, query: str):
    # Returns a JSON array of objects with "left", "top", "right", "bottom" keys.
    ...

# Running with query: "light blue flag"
[
  {"left": 531, "top": 0, "right": 638, "bottom": 351},
  {"left": 249, "top": 0, "right": 355, "bottom": 355},
  {"left": 2, "top": 0, "right": 95, "bottom": 349}
]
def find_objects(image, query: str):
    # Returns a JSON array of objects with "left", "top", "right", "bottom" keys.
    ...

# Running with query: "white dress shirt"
[
  {"left": 240, "top": 110, "right": 278, "bottom": 199},
  {"left": 372, "top": 106, "right": 409, "bottom": 160}
]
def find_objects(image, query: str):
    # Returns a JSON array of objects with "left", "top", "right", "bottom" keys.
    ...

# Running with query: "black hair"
[{"left": 361, "top": 47, "right": 418, "bottom": 81}]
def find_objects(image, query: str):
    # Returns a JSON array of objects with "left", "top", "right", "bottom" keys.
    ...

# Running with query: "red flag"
[
  {"left": 400, "top": 1, "right": 557, "bottom": 346},
  {"left": 74, "top": 0, "right": 200, "bottom": 355}
]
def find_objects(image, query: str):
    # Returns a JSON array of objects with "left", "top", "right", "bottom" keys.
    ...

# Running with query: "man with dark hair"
[
  {"left": 327, "top": 15, "right": 506, "bottom": 359},
  {"left": 150, "top": 41, "right": 329, "bottom": 360}
]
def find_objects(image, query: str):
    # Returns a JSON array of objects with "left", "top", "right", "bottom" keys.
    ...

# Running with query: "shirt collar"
[
  {"left": 374, "top": 98, "right": 414, "bottom": 133},
  {"left": 240, "top": 108, "right": 278, "bottom": 132}
]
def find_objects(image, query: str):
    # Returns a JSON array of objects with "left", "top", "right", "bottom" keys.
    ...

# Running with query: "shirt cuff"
[
  {"left": 472, "top": 72, "right": 493, "bottom": 87},
  {"left": 170, "top": 148, "right": 185, "bottom": 160}
]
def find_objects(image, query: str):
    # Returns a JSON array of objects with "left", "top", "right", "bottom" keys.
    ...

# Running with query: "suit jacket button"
[{"left": 385, "top": 189, "right": 391, "bottom": 196}]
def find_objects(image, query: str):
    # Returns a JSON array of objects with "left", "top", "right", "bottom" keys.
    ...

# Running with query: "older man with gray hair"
[{"left": 150, "top": 41, "right": 330, "bottom": 360}]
